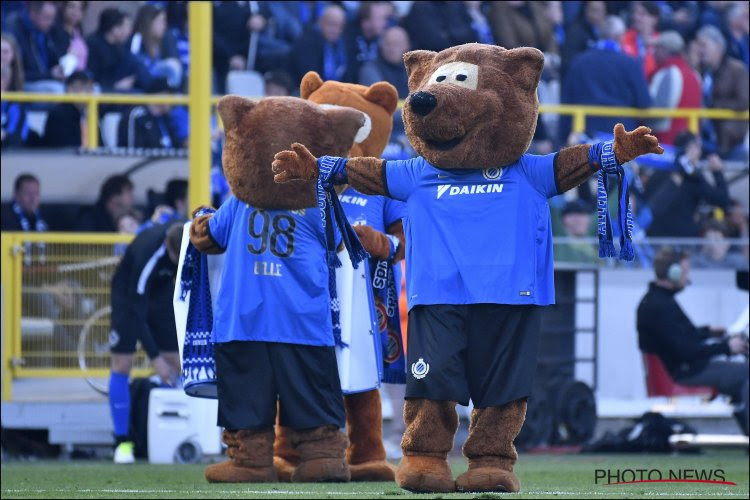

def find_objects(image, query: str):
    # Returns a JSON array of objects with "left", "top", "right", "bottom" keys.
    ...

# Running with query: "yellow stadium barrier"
[{"left": 0, "top": 232, "right": 161, "bottom": 400}]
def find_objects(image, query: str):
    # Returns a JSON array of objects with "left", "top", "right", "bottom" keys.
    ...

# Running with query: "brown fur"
[
  {"left": 273, "top": 423, "right": 299, "bottom": 482},
  {"left": 288, "top": 425, "right": 350, "bottom": 482},
  {"left": 344, "top": 390, "right": 396, "bottom": 481},
  {"left": 455, "top": 399, "right": 527, "bottom": 492},
  {"left": 397, "top": 398, "right": 458, "bottom": 492},
  {"left": 402, "top": 44, "right": 544, "bottom": 169},
  {"left": 189, "top": 212, "right": 224, "bottom": 254},
  {"left": 386, "top": 221, "right": 406, "bottom": 262},
  {"left": 301, "top": 71, "right": 398, "bottom": 159},
  {"left": 218, "top": 95, "right": 364, "bottom": 209},
  {"left": 352, "top": 226, "right": 391, "bottom": 260},
  {"left": 205, "top": 428, "right": 277, "bottom": 483}
]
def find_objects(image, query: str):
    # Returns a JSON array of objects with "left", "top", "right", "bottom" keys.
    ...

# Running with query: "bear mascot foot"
[
  {"left": 345, "top": 389, "right": 396, "bottom": 481},
  {"left": 273, "top": 424, "right": 299, "bottom": 482},
  {"left": 205, "top": 429, "right": 277, "bottom": 483},
  {"left": 395, "top": 398, "right": 458, "bottom": 493},
  {"left": 396, "top": 455, "right": 455, "bottom": 493},
  {"left": 290, "top": 425, "right": 351, "bottom": 482},
  {"left": 454, "top": 399, "right": 527, "bottom": 493}
]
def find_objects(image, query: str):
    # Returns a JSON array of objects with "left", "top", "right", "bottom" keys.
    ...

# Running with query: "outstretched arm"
[
  {"left": 555, "top": 124, "right": 664, "bottom": 194},
  {"left": 272, "top": 143, "right": 388, "bottom": 196}
]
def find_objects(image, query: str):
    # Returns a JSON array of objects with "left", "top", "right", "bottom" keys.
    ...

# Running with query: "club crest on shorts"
[
  {"left": 411, "top": 358, "right": 429, "bottom": 379},
  {"left": 482, "top": 167, "right": 503, "bottom": 181}
]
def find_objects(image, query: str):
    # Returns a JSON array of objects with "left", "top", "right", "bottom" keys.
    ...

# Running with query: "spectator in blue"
[
  {"left": 659, "top": 1, "right": 700, "bottom": 41},
  {"left": 11, "top": 1, "right": 65, "bottom": 93},
  {"left": 86, "top": 8, "right": 144, "bottom": 92},
  {"left": 130, "top": 4, "right": 182, "bottom": 91},
  {"left": 725, "top": 2, "right": 749, "bottom": 69},
  {"left": 212, "top": 1, "right": 265, "bottom": 94},
  {"left": 165, "top": 1, "right": 189, "bottom": 90},
  {"left": 1, "top": 62, "right": 29, "bottom": 148},
  {"left": 559, "top": 15, "right": 651, "bottom": 144},
  {"left": 289, "top": 4, "right": 350, "bottom": 83},
  {"left": 344, "top": 1, "right": 394, "bottom": 83},
  {"left": 560, "top": 1, "right": 607, "bottom": 79},
  {"left": 253, "top": 2, "right": 313, "bottom": 75}
]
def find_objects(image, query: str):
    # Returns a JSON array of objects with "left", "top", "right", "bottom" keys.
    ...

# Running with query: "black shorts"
[
  {"left": 109, "top": 286, "right": 178, "bottom": 355},
  {"left": 405, "top": 304, "right": 543, "bottom": 408},
  {"left": 214, "top": 341, "right": 345, "bottom": 431}
]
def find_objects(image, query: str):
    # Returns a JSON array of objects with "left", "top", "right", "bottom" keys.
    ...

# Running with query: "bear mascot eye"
[
  {"left": 456, "top": 74, "right": 467, "bottom": 81},
  {"left": 436, "top": 75, "right": 446, "bottom": 82}
]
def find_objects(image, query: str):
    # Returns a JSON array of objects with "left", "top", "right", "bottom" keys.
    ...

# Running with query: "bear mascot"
[
  {"left": 271, "top": 43, "right": 663, "bottom": 493},
  {"left": 189, "top": 95, "right": 368, "bottom": 483},
  {"left": 273, "top": 72, "right": 403, "bottom": 482}
]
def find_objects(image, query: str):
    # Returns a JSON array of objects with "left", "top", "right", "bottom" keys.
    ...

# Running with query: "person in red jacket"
[
  {"left": 648, "top": 31, "right": 702, "bottom": 145},
  {"left": 622, "top": 1, "right": 660, "bottom": 79}
]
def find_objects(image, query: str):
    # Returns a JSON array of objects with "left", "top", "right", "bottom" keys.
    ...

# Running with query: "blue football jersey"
[
  {"left": 208, "top": 195, "right": 333, "bottom": 346},
  {"left": 385, "top": 154, "right": 559, "bottom": 309}
]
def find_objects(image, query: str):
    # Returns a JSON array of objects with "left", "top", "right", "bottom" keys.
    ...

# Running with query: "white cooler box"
[{"left": 147, "top": 388, "right": 222, "bottom": 464}]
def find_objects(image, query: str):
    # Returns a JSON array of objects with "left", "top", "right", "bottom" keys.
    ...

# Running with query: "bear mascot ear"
[
  {"left": 323, "top": 106, "right": 367, "bottom": 140},
  {"left": 502, "top": 47, "right": 544, "bottom": 92},
  {"left": 403, "top": 50, "right": 437, "bottom": 91},
  {"left": 300, "top": 71, "right": 325, "bottom": 100},
  {"left": 364, "top": 81, "right": 399, "bottom": 116},
  {"left": 217, "top": 95, "right": 256, "bottom": 131}
]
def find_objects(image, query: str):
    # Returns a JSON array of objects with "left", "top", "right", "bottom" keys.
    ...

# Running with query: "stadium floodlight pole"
[{"left": 188, "top": 1, "right": 213, "bottom": 209}]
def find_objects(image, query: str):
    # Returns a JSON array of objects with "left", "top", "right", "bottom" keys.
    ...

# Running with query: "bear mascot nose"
[{"left": 408, "top": 91, "right": 437, "bottom": 116}]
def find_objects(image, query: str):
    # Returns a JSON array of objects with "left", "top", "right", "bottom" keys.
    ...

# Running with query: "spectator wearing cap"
[
  {"left": 41, "top": 70, "right": 93, "bottom": 147},
  {"left": 553, "top": 199, "right": 597, "bottom": 263},
  {"left": 560, "top": 1, "right": 607, "bottom": 79},
  {"left": 725, "top": 3, "right": 749, "bottom": 70},
  {"left": 560, "top": 16, "right": 651, "bottom": 143},
  {"left": 11, "top": 1, "right": 66, "bottom": 93},
  {"left": 49, "top": 1, "right": 88, "bottom": 74},
  {"left": 648, "top": 31, "right": 702, "bottom": 145},
  {"left": 622, "top": 1, "right": 661, "bottom": 79},
  {"left": 696, "top": 25, "right": 749, "bottom": 159},
  {"left": 117, "top": 79, "right": 182, "bottom": 149},
  {"left": 359, "top": 26, "right": 410, "bottom": 98},
  {"left": 74, "top": 174, "right": 135, "bottom": 232},
  {"left": 645, "top": 130, "right": 730, "bottom": 237}
]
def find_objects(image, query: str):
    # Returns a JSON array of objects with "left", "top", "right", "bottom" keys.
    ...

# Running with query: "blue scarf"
[
  {"left": 318, "top": 156, "right": 369, "bottom": 347},
  {"left": 179, "top": 208, "right": 217, "bottom": 398},
  {"left": 589, "top": 141, "right": 634, "bottom": 261},
  {"left": 13, "top": 201, "right": 47, "bottom": 265},
  {"left": 370, "top": 251, "right": 405, "bottom": 384}
]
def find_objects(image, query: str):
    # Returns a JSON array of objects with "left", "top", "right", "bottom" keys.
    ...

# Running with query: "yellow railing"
[{"left": 0, "top": 231, "right": 157, "bottom": 401}]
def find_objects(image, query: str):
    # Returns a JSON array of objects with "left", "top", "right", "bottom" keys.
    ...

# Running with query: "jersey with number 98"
[{"left": 207, "top": 195, "right": 335, "bottom": 346}]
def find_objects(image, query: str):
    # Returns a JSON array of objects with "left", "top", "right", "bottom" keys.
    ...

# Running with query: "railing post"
[
  {"left": 688, "top": 112, "right": 700, "bottom": 134},
  {"left": 573, "top": 110, "right": 586, "bottom": 134},
  {"left": 86, "top": 98, "right": 99, "bottom": 149},
  {"left": 1, "top": 234, "right": 16, "bottom": 400},
  {"left": 188, "top": 1, "right": 213, "bottom": 209}
]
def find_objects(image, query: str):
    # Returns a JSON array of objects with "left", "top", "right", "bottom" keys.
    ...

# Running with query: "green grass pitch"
[{"left": 2, "top": 451, "right": 748, "bottom": 499}]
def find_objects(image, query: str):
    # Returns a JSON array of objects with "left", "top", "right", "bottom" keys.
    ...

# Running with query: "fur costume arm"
[
  {"left": 272, "top": 143, "right": 388, "bottom": 196},
  {"left": 555, "top": 124, "right": 664, "bottom": 194},
  {"left": 189, "top": 205, "right": 225, "bottom": 254}
]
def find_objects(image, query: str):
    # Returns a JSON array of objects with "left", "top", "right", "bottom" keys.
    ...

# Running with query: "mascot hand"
[
  {"left": 353, "top": 225, "right": 391, "bottom": 260},
  {"left": 613, "top": 124, "right": 664, "bottom": 164},
  {"left": 272, "top": 143, "right": 319, "bottom": 183},
  {"left": 191, "top": 204, "right": 215, "bottom": 218}
]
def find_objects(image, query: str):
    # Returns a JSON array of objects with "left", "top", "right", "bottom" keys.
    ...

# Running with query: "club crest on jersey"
[
  {"left": 482, "top": 167, "right": 503, "bottom": 180},
  {"left": 411, "top": 358, "right": 430, "bottom": 379}
]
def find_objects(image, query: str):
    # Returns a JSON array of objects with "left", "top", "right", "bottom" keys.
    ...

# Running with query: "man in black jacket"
[
  {"left": 637, "top": 248, "right": 748, "bottom": 434},
  {"left": 108, "top": 222, "right": 185, "bottom": 463},
  {"left": 11, "top": 1, "right": 65, "bottom": 92},
  {"left": 41, "top": 70, "right": 93, "bottom": 147}
]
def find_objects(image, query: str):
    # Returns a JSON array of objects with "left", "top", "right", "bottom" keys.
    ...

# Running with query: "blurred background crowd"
[{"left": 1, "top": 0, "right": 748, "bottom": 269}]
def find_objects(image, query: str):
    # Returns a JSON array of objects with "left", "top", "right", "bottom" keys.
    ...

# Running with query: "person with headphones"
[{"left": 637, "top": 248, "right": 748, "bottom": 435}]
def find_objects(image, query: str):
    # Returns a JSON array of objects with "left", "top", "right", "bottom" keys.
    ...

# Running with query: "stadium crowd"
[{"left": 1, "top": 0, "right": 749, "bottom": 268}]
